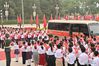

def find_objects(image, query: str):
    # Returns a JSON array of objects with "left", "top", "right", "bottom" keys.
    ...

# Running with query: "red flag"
[
  {"left": 74, "top": 16, "right": 81, "bottom": 20},
  {"left": 77, "top": 16, "right": 81, "bottom": 20},
  {"left": 17, "top": 15, "right": 20, "bottom": 23},
  {"left": 30, "top": 16, "right": 33, "bottom": 24},
  {"left": 36, "top": 14, "right": 39, "bottom": 25},
  {"left": 17, "top": 15, "right": 22, "bottom": 24},
  {"left": 84, "top": 15, "right": 93, "bottom": 20},
  {"left": 50, "top": 14, "right": 53, "bottom": 20},
  {"left": 95, "top": 15, "right": 99, "bottom": 21},
  {"left": 58, "top": 15, "right": 61, "bottom": 20},
  {"left": 64, "top": 15, "right": 69, "bottom": 20},
  {"left": 43, "top": 14, "right": 47, "bottom": 28}
]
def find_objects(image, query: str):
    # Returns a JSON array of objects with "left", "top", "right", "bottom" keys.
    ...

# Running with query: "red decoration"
[
  {"left": 43, "top": 14, "right": 47, "bottom": 29},
  {"left": 30, "top": 16, "right": 33, "bottom": 24}
]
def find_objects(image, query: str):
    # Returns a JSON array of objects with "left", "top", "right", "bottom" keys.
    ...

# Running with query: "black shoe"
[
  {"left": 27, "top": 65, "right": 31, "bottom": 66},
  {"left": 32, "top": 61, "right": 34, "bottom": 63},
  {"left": 16, "top": 61, "right": 18, "bottom": 62}
]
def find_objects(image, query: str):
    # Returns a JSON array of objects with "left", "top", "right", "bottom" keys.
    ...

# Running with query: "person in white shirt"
[
  {"left": 26, "top": 42, "right": 32, "bottom": 66},
  {"left": 78, "top": 45, "right": 88, "bottom": 66},
  {"left": 47, "top": 43, "right": 55, "bottom": 66},
  {"left": 67, "top": 48, "right": 76, "bottom": 66},
  {"left": 55, "top": 44, "right": 63, "bottom": 66},
  {"left": 21, "top": 41, "right": 27, "bottom": 64},
  {"left": 88, "top": 48, "right": 96, "bottom": 66},
  {"left": 28, "top": 33, "right": 32, "bottom": 42},
  {"left": 91, "top": 51, "right": 99, "bottom": 66},
  {"left": 38, "top": 42, "right": 46, "bottom": 66},
  {"left": 14, "top": 33, "right": 18, "bottom": 42},
  {"left": 21, "top": 33, "right": 25, "bottom": 41},
  {"left": 32, "top": 45, "right": 39, "bottom": 66},
  {"left": 14, "top": 41, "right": 20, "bottom": 62}
]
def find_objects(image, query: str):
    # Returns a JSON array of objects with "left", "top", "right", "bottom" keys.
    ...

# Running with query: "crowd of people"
[{"left": 0, "top": 27, "right": 99, "bottom": 66}]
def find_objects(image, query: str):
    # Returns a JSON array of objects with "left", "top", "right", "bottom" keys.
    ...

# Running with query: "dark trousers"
[
  {"left": 1, "top": 40, "right": 5, "bottom": 49},
  {"left": 5, "top": 48, "right": 11, "bottom": 66},
  {"left": 47, "top": 55, "right": 55, "bottom": 66},
  {"left": 88, "top": 64, "right": 91, "bottom": 66},
  {"left": 79, "top": 64, "right": 87, "bottom": 66},
  {"left": 63, "top": 58, "right": 65, "bottom": 66},
  {"left": 0, "top": 40, "right": 1, "bottom": 48},
  {"left": 6, "top": 59, "right": 11, "bottom": 66},
  {"left": 22, "top": 52, "right": 26, "bottom": 64},
  {"left": 68, "top": 63, "right": 75, "bottom": 66}
]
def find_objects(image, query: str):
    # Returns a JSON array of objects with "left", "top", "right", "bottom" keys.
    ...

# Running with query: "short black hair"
[
  {"left": 80, "top": 45, "right": 86, "bottom": 52},
  {"left": 57, "top": 44, "right": 61, "bottom": 49},
  {"left": 94, "top": 51, "right": 98, "bottom": 56},
  {"left": 68, "top": 48, "right": 72, "bottom": 53},
  {"left": 90, "top": 43, "right": 95, "bottom": 48},
  {"left": 69, "top": 42, "right": 73, "bottom": 48},
  {"left": 91, "top": 48, "right": 96, "bottom": 52},
  {"left": 23, "top": 41, "right": 25, "bottom": 45}
]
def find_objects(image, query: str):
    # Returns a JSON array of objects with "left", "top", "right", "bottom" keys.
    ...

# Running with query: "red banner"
[{"left": 43, "top": 14, "right": 47, "bottom": 28}]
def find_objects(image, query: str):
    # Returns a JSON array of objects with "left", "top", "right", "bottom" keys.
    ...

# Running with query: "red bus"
[{"left": 47, "top": 20, "right": 99, "bottom": 42}]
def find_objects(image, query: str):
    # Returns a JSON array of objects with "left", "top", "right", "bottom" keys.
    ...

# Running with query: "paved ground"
[
  {"left": 0, "top": 48, "right": 35, "bottom": 66},
  {"left": 0, "top": 57, "right": 36, "bottom": 66}
]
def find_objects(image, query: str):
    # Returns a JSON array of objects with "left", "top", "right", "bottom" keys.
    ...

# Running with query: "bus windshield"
[{"left": 89, "top": 23, "right": 99, "bottom": 35}]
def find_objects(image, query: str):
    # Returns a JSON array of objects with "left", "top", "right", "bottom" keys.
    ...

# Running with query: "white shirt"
[
  {"left": 1, "top": 35, "right": 5, "bottom": 40},
  {"left": 47, "top": 48, "right": 55, "bottom": 55},
  {"left": 21, "top": 34, "right": 24, "bottom": 38},
  {"left": 91, "top": 57, "right": 99, "bottom": 66},
  {"left": 55, "top": 49, "right": 63, "bottom": 58},
  {"left": 21, "top": 45, "right": 27, "bottom": 52},
  {"left": 27, "top": 46, "right": 32, "bottom": 52},
  {"left": 78, "top": 52, "right": 88, "bottom": 65},
  {"left": 38, "top": 46, "right": 46, "bottom": 54},
  {"left": 14, "top": 44, "right": 19, "bottom": 50},
  {"left": 67, "top": 53, "right": 76, "bottom": 64},
  {"left": 28, "top": 34, "right": 32, "bottom": 38},
  {"left": 14, "top": 35, "right": 18, "bottom": 39}
]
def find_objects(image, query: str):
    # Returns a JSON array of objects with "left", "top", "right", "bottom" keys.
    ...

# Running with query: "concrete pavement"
[
  {"left": 0, "top": 48, "right": 35, "bottom": 66},
  {"left": 0, "top": 57, "right": 35, "bottom": 66}
]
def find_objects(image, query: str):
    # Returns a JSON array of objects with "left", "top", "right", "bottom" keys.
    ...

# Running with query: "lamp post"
[
  {"left": 4, "top": 2, "right": 9, "bottom": 21},
  {"left": 0, "top": 10, "right": 3, "bottom": 28},
  {"left": 55, "top": 4, "right": 59, "bottom": 19},
  {"left": 32, "top": 4, "right": 36, "bottom": 21},
  {"left": 21, "top": 0, "right": 24, "bottom": 27}
]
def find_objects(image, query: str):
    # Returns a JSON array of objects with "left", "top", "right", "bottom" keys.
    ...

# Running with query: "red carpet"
[{"left": 0, "top": 50, "right": 22, "bottom": 60}]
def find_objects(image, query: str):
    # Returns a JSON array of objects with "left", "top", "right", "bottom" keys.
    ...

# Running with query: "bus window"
[
  {"left": 79, "top": 24, "right": 89, "bottom": 35},
  {"left": 62, "top": 23, "right": 70, "bottom": 31},
  {"left": 71, "top": 24, "right": 89, "bottom": 35},
  {"left": 48, "top": 23, "right": 56, "bottom": 30},
  {"left": 71, "top": 24, "right": 79, "bottom": 32},
  {"left": 48, "top": 22, "right": 70, "bottom": 31}
]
